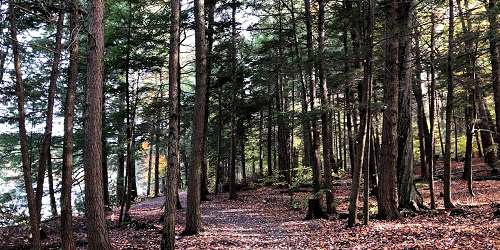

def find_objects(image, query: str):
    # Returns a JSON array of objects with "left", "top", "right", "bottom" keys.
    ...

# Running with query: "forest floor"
[{"left": 1, "top": 159, "right": 500, "bottom": 249}]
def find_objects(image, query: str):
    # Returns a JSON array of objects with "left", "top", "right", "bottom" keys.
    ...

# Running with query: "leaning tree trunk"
[
  {"left": 84, "top": 0, "right": 112, "bottom": 247},
  {"left": 35, "top": 8, "right": 64, "bottom": 221},
  {"left": 184, "top": 0, "right": 208, "bottom": 235},
  {"left": 378, "top": 0, "right": 400, "bottom": 219},
  {"left": 9, "top": 1, "right": 40, "bottom": 248},
  {"left": 362, "top": 0, "right": 374, "bottom": 226}
]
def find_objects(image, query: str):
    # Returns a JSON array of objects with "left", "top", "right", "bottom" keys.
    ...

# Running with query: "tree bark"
[
  {"left": 117, "top": 91, "right": 126, "bottom": 205},
  {"left": 101, "top": 86, "right": 110, "bottom": 208},
  {"left": 286, "top": 0, "right": 312, "bottom": 171},
  {"left": 267, "top": 101, "right": 273, "bottom": 177},
  {"left": 476, "top": 89, "right": 497, "bottom": 169},
  {"left": 259, "top": 110, "right": 264, "bottom": 176},
  {"left": 318, "top": 0, "right": 334, "bottom": 214},
  {"left": 488, "top": 0, "right": 500, "bottom": 142},
  {"left": 229, "top": 0, "right": 238, "bottom": 199},
  {"left": 184, "top": 0, "right": 208, "bottom": 234},
  {"left": 348, "top": 0, "right": 373, "bottom": 226},
  {"left": 215, "top": 86, "right": 223, "bottom": 194},
  {"left": 35, "top": 8, "right": 64, "bottom": 222},
  {"left": 378, "top": 0, "right": 400, "bottom": 219},
  {"left": 9, "top": 2, "right": 40, "bottom": 248},
  {"left": 396, "top": 1, "right": 422, "bottom": 210},
  {"left": 304, "top": 0, "right": 322, "bottom": 210},
  {"left": 240, "top": 133, "right": 247, "bottom": 183},
  {"left": 428, "top": 12, "right": 437, "bottom": 209},
  {"left": 47, "top": 150, "right": 57, "bottom": 217},
  {"left": 412, "top": 31, "right": 430, "bottom": 181},
  {"left": 160, "top": 0, "right": 180, "bottom": 246},
  {"left": 61, "top": 1, "right": 79, "bottom": 248},
  {"left": 84, "top": 0, "right": 112, "bottom": 247},
  {"left": 362, "top": 0, "right": 374, "bottom": 225},
  {"left": 443, "top": 0, "right": 456, "bottom": 209},
  {"left": 200, "top": 0, "right": 216, "bottom": 201},
  {"left": 147, "top": 134, "right": 154, "bottom": 197},
  {"left": 276, "top": 3, "right": 290, "bottom": 185},
  {"left": 457, "top": 0, "right": 475, "bottom": 195}
]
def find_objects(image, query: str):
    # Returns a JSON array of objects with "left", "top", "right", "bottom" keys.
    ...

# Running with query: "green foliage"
[{"left": 0, "top": 192, "right": 27, "bottom": 226}]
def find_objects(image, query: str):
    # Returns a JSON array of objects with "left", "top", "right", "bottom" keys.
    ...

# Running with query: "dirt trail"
[
  {"left": 123, "top": 181, "right": 500, "bottom": 249},
  {"left": 1, "top": 178, "right": 499, "bottom": 249}
]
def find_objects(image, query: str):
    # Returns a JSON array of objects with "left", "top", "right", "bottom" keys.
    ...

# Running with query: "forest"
[{"left": 0, "top": 0, "right": 499, "bottom": 248}]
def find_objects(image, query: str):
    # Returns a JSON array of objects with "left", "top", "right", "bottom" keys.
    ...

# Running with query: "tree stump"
[{"left": 305, "top": 198, "right": 327, "bottom": 220}]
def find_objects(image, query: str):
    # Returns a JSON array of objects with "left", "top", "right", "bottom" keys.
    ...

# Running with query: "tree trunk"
[
  {"left": 428, "top": 13, "right": 437, "bottom": 209},
  {"left": 378, "top": 0, "right": 400, "bottom": 219},
  {"left": 488, "top": 0, "right": 500, "bottom": 142},
  {"left": 443, "top": 0, "right": 456, "bottom": 209},
  {"left": 200, "top": 0, "right": 216, "bottom": 202},
  {"left": 304, "top": 0, "right": 322, "bottom": 214},
  {"left": 348, "top": 0, "right": 373, "bottom": 226},
  {"left": 102, "top": 87, "right": 110, "bottom": 209},
  {"left": 47, "top": 150, "right": 57, "bottom": 217},
  {"left": 0, "top": 1, "right": 6, "bottom": 86},
  {"left": 362, "top": 0, "right": 374, "bottom": 226},
  {"left": 476, "top": 90, "right": 497, "bottom": 168},
  {"left": 61, "top": 1, "right": 79, "bottom": 248},
  {"left": 276, "top": 4, "right": 291, "bottom": 185},
  {"left": 457, "top": 0, "right": 475, "bottom": 195},
  {"left": 342, "top": 14, "right": 356, "bottom": 174},
  {"left": 147, "top": 134, "right": 154, "bottom": 197},
  {"left": 454, "top": 113, "right": 458, "bottom": 161},
  {"left": 117, "top": 92, "right": 126, "bottom": 205},
  {"left": 84, "top": 0, "right": 112, "bottom": 247},
  {"left": 35, "top": 8, "right": 64, "bottom": 222},
  {"left": 370, "top": 128, "right": 379, "bottom": 191},
  {"left": 336, "top": 102, "right": 344, "bottom": 173},
  {"left": 184, "top": 0, "right": 208, "bottom": 235},
  {"left": 154, "top": 131, "right": 161, "bottom": 197},
  {"left": 287, "top": 0, "right": 312, "bottom": 171},
  {"left": 229, "top": 0, "right": 238, "bottom": 199},
  {"left": 215, "top": 86, "right": 223, "bottom": 194},
  {"left": 9, "top": 1, "right": 41, "bottom": 248},
  {"left": 396, "top": 1, "right": 421, "bottom": 210},
  {"left": 160, "top": 0, "right": 180, "bottom": 246},
  {"left": 318, "top": 0, "right": 334, "bottom": 214},
  {"left": 259, "top": 110, "right": 264, "bottom": 176},
  {"left": 412, "top": 31, "right": 430, "bottom": 181},
  {"left": 240, "top": 133, "right": 247, "bottom": 183}
]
